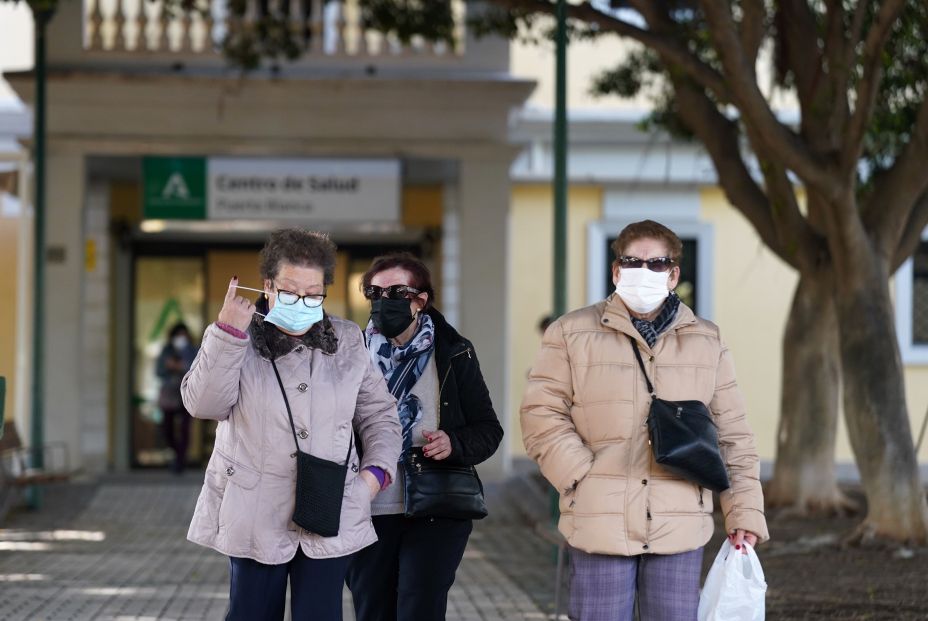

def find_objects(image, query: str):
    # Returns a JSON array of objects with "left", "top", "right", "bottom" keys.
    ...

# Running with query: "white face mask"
[
  {"left": 172, "top": 336, "right": 189, "bottom": 351},
  {"left": 615, "top": 268, "right": 670, "bottom": 314}
]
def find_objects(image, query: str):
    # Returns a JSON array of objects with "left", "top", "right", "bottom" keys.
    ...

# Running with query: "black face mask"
[{"left": 371, "top": 298, "right": 415, "bottom": 339}]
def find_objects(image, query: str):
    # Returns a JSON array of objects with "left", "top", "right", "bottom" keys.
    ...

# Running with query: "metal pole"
[
  {"left": 30, "top": 4, "right": 53, "bottom": 494},
  {"left": 549, "top": 0, "right": 569, "bottom": 539},
  {"left": 553, "top": 0, "right": 568, "bottom": 319}
]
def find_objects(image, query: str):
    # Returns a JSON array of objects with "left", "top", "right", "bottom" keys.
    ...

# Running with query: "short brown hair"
[
  {"left": 361, "top": 252, "right": 435, "bottom": 309},
  {"left": 259, "top": 228, "right": 337, "bottom": 285},
  {"left": 611, "top": 220, "right": 683, "bottom": 264}
]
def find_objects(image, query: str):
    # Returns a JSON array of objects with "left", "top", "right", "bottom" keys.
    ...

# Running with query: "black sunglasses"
[
  {"left": 618, "top": 256, "right": 676, "bottom": 273},
  {"left": 363, "top": 284, "right": 422, "bottom": 301}
]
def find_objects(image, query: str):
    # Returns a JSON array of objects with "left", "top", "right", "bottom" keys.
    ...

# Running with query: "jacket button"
[
  {"left": 290, "top": 452, "right": 297, "bottom": 458},
  {"left": 298, "top": 382, "right": 308, "bottom": 392},
  {"left": 602, "top": 318, "right": 609, "bottom": 323},
  {"left": 649, "top": 356, "right": 654, "bottom": 362},
  {"left": 442, "top": 401, "right": 449, "bottom": 406},
  {"left": 298, "top": 430, "right": 309, "bottom": 440},
  {"left": 226, "top": 467, "right": 235, "bottom": 476},
  {"left": 642, "top": 544, "right": 649, "bottom": 550},
  {"left": 641, "top": 479, "right": 648, "bottom": 485},
  {"left": 351, "top": 464, "right": 359, "bottom": 472}
]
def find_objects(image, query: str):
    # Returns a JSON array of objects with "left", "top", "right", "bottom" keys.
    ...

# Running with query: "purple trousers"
[{"left": 568, "top": 546, "right": 703, "bottom": 621}]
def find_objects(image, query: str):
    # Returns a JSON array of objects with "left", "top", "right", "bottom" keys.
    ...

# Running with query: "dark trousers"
[
  {"left": 161, "top": 408, "right": 191, "bottom": 473},
  {"left": 226, "top": 546, "right": 352, "bottom": 621},
  {"left": 346, "top": 514, "right": 473, "bottom": 621}
]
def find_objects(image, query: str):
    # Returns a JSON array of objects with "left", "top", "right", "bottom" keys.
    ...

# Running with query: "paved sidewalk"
[{"left": 0, "top": 471, "right": 564, "bottom": 621}]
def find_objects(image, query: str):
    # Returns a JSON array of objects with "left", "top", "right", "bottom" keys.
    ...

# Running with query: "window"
[
  {"left": 588, "top": 220, "right": 714, "bottom": 319},
  {"left": 895, "top": 234, "right": 928, "bottom": 363}
]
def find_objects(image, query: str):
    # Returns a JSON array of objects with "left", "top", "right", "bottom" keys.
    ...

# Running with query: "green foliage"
[
  {"left": 862, "top": 1, "right": 928, "bottom": 174},
  {"left": 361, "top": 0, "right": 455, "bottom": 46}
]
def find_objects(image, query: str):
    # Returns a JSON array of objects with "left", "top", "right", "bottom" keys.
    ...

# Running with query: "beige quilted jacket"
[{"left": 521, "top": 295, "right": 769, "bottom": 556}]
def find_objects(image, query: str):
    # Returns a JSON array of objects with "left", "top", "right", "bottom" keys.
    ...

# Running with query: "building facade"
[{"left": 2, "top": 2, "right": 927, "bottom": 481}]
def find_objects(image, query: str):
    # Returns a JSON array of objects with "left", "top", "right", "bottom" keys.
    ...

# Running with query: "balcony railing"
[{"left": 83, "top": 0, "right": 466, "bottom": 58}]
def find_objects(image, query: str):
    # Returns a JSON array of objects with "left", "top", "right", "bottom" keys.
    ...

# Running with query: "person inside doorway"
[{"left": 156, "top": 322, "right": 198, "bottom": 474}]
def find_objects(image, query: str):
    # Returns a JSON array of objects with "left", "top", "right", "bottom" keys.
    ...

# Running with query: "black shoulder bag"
[
  {"left": 271, "top": 360, "right": 352, "bottom": 537},
  {"left": 628, "top": 336, "right": 730, "bottom": 493},
  {"left": 403, "top": 446, "right": 488, "bottom": 520}
]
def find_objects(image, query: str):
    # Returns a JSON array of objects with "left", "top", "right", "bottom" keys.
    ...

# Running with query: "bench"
[{"left": 0, "top": 420, "right": 72, "bottom": 520}]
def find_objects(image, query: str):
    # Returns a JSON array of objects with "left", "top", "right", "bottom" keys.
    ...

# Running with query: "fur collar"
[{"left": 249, "top": 314, "right": 339, "bottom": 360}]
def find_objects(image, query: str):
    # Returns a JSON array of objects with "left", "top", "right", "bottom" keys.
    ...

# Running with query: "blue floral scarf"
[{"left": 365, "top": 313, "right": 435, "bottom": 460}]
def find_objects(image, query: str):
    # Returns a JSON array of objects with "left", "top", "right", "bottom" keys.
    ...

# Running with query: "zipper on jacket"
[
  {"left": 438, "top": 347, "right": 472, "bottom": 429},
  {"left": 697, "top": 486, "right": 704, "bottom": 509},
  {"left": 439, "top": 347, "right": 472, "bottom": 395}
]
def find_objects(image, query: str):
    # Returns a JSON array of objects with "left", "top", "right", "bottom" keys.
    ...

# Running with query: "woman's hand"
[
  {"left": 217, "top": 277, "right": 256, "bottom": 333},
  {"left": 422, "top": 430, "right": 452, "bottom": 460},
  {"left": 360, "top": 469, "right": 381, "bottom": 500},
  {"left": 729, "top": 529, "right": 758, "bottom": 554}
]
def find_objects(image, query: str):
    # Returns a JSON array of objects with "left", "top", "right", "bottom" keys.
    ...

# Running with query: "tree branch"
[
  {"left": 842, "top": 0, "right": 907, "bottom": 173},
  {"left": 778, "top": 0, "right": 824, "bottom": 110},
  {"left": 490, "top": 0, "right": 733, "bottom": 103},
  {"left": 892, "top": 190, "right": 928, "bottom": 273},
  {"left": 739, "top": 0, "right": 766, "bottom": 70},
  {"left": 698, "top": 0, "right": 841, "bottom": 199},
  {"left": 846, "top": 0, "right": 871, "bottom": 70},
  {"left": 820, "top": 1, "right": 851, "bottom": 144},
  {"left": 670, "top": 77, "right": 818, "bottom": 271},
  {"left": 865, "top": 92, "right": 928, "bottom": 260},
  {"left": 747, "top": 132, "right": 826, "bottom": 272}
]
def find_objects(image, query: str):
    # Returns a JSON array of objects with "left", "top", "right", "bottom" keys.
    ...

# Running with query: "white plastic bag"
[{"left": 697, "top": 540, "right": 767, "bottom": 621}]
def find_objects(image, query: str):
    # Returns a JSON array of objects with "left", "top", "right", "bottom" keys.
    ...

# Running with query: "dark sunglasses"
[
  {"left": 618, "top": 256, "right": 676, "bottom": 273},
  {"left": 363, "top": 284, "right": 422, "bottom": 301}
]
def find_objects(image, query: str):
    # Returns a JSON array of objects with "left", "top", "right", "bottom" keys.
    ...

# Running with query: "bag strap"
[
  {"left": 270, "top": 359, "right": 354, "bottom": 464},
  {"left": 627, "top": 336, "right": 657, "bottom": 399}
]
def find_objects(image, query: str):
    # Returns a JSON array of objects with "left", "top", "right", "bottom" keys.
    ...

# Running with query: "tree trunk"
[
  {"left": 766, "top": 272, "right": 856, "bottom": 516},
  {"left": 836, "top": 253, "right": 928, "bottom": 544}
]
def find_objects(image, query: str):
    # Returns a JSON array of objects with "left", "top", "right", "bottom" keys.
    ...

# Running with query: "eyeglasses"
[
  {"left": 275, "top": 284, "right": 326, "bottom": 308},
  {"left": 363, "top": 284, "right": 421, "bottom": 301},
  {"left": 618, "top": 256, "right": 676, "bottom": 272}
]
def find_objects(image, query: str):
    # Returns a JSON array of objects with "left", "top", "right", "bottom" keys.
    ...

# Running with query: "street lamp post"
[
  {"left": 553, "top": 0, "right": 568, "bottom": 320},
  {"left": 28, "top": 1, "right": 56, "bottom": 506}
]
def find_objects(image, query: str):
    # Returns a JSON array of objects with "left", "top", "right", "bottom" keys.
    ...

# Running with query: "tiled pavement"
[{"left": 0, "top": 468, "right": 567, "bottom": 621}]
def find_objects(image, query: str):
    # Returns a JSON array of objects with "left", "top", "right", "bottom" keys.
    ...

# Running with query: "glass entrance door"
[{"left": 131, "top": 255, "right": 206, "bottom": 468}]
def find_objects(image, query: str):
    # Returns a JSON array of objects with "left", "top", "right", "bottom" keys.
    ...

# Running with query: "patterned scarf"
[
  {"left": 365, "top": 314, "right": 435, "bottom": 460},
  {"left": 631, "top": 292, "right": 681, "bottom": 348}
]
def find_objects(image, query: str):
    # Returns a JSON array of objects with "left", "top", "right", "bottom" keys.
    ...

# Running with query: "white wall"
[
  {"left": 511, "top": 31, "right": 650, "bottom": 112},
  {"left": 0, "top": 3, "right": 33, "bottom": 108}
]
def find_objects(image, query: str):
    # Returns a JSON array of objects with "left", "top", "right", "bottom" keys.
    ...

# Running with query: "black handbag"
[
  {"left": 272, "top": 360, "right": 351, "bottom": 537},
  {"left": 628, "top": 337, "right": 730, "bottom": 493},
  {"left": 403, "top": 447, "right": 488, "bottom": 520}
]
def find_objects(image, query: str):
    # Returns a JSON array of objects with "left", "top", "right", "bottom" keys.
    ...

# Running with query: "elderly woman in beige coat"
[
  {"left": 182, "top": 228, "right": 401, "bottom": 621},
  {"left": 521, "top": 220, "right": 768, "bottom": 621}
]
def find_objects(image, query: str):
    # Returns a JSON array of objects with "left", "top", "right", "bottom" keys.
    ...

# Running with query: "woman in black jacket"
[{"left": 346, "top": 252, "right": 503, "bottom": 621}]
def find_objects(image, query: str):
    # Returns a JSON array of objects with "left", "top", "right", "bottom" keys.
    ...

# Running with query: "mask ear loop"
[{"left": 234, "top": 285, "right": 269, "bottom": 317}]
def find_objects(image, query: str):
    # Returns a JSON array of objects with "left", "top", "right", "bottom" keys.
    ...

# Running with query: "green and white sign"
[
  {"left": 143, "top": 157, "right": 208, "bottom": 220},
  {"left": 142, "top": 156, "right": 400, "bottom": 225}
]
